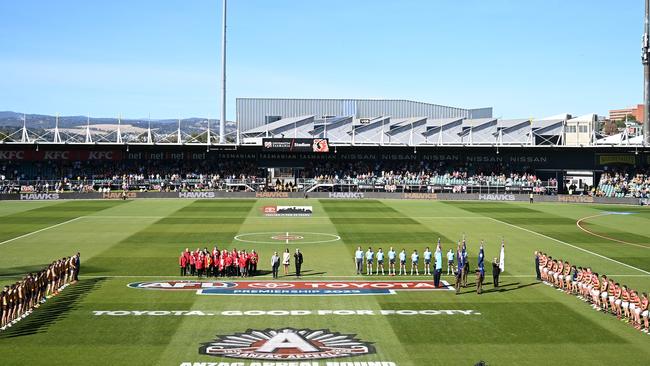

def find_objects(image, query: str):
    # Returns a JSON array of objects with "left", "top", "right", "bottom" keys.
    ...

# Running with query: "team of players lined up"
[
  {"left": 1, "top": 253, "right": 80, "bottom": 331},
  {"left": 536, "top": 252, "right": 650, "bottom": 334},
  {"left": 178, "top": 247, "right": 260, "bottom": 277},
  {"left": 354, "top": 238, "right": 505, "bottom": 295}
]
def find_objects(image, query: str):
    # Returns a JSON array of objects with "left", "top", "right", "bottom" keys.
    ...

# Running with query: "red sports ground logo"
[{"left": 199, "top": 328, "right": 374, "bottom": 360}]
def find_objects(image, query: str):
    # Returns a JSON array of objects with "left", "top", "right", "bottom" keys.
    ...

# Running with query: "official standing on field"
[
  {"left": 355, "top": 247, "right": 364, "bottom": 275},
  {"left": 294, "top": 249, "right": 304, "bottom": 278},
  {"left": 534, "top": 251, "right": 541, "bottom": 280},
  {"left": 271, "top": 252, "right": 280, "bottom": 279},
  {"left": 434, "top": 246, "right": 443, "bottom": 287},
  {"left": 492, "top": 257, "right": 501, "bottom": 287}
]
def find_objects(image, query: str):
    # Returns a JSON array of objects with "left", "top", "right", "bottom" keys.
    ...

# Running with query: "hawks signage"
[
  {"left": 478, "top": 194, "right": 516, "bottom": 201},
  {"left": 127, "top": 280, "right": 453, "bottom": 296},
  {"left": 199, "top": 328, "right": 374, "bottom": 360},
  {"left": 262, "top": 138, "right": 330, "bottom": 153},
  {"left": 263, "top": 205, "right": 313, "bottom": 217},
  {"left": 19, "top": 193, "right": 60, "bottom": 200}
]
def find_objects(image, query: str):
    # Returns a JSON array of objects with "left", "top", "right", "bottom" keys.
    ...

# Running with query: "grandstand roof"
[{"left": 242, "top": 115, "right": 314, "bottom": 135}]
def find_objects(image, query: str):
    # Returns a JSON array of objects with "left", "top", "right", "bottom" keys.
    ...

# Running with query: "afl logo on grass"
[{"left": 199, "top": 328, "right": 374, "bottom": 360}]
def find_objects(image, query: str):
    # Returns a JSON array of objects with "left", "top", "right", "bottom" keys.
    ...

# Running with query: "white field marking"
[
  {"left": 575, "top": 213, "right": 650, "bottom": 249},
  {"left": 0, "top": 216, "right": 84, "bottom": 247},
  {"left": 82, "top": 215, "right": 166, "bottom": 219},
  {"left": 79, "top": 215, "right": 487, "bottom": 219},
  {"left": 489, "top": 217, "right": 650, "bottom": 275}
]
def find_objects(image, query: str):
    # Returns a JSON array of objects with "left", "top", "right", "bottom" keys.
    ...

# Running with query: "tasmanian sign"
[
  {"left": 128, "top": 280, "right": 453, "bottom": 296},
  {"left": 199, "top": 328, "right": 374, "bottom": 360},
  {"left": 262, "top": 138, "right": 330, "bottom": 153}
]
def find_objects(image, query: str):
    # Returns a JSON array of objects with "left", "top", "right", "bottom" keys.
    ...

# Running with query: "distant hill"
[{"left": 0, "top": 111, "right": 236, "bottom": 135}]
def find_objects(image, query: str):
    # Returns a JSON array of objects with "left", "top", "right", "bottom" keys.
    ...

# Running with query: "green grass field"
[{"left": 0, "top": 198, "right": 649, "bottom": 366}]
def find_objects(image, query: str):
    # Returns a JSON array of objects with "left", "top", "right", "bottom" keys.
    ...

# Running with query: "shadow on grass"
[
  {"left": 0, "top": 265, "right": 50, "bottom": 277},
  {"left": 0, "top": 277, "right": 105, "bottom": 339},
  {"left": 454, "top": 281, "right": 539, "bottom": 295}
]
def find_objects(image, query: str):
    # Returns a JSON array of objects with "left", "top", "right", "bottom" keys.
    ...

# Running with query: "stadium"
[{"left": 1, "top": 2, "right": 650, "bottom": 366}]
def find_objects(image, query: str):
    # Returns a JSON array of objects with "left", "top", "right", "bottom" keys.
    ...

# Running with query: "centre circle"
[
  {"left": 271, "top": 235, "right": 304, "bottom": 241},
  {"left": 233, "top": 232, "right": 341, "bottom": 245}
]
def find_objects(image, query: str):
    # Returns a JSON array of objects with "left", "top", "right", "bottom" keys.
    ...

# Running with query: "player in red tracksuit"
[
  {"left": 212, "top": 247, "right": 220, "bottom": 277},
  {"left": 239, "top": 251, "right": 248, "bottom": 277},
  {"left": 218, "top": 251, "right": 226, "bottom": 277},
  {"left": 204, "top": 254, "right": 212, "bottom": 278},
  {"left": 196, "top": 254, "right": 204, "bottom": 278},
  {"left": 225, "top": 253, "right": 233, "bottom": 277},
  {"left": 248, "top": 250, "right": 259, "bottom": 276},
  {"left": 183, "top": 248, "right": 191, "bottom": 276},
  {"left": 189, "top": 253, "right": 196, "bottom": 276},
  {"left": 179, "top": 252, "right": 187, "bottom": 276}
]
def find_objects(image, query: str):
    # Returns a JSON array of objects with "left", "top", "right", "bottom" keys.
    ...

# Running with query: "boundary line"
[
  {"left": 576, "top": 213, "right": 650, "bottom": 249},
  {"left": 489, "top": 217, "right": 650, "bottom": 275}
]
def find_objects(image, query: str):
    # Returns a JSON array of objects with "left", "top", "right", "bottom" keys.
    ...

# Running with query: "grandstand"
[{"left": 1, "top": 98, "right": 636, "bottom": 147}]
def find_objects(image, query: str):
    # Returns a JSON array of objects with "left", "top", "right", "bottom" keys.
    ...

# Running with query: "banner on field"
[
  {"left": 128, "top": 280, "right": 454, "bottom": 296},
  {"left": 263, "top": 205, "right": 313, "bottom": 216}
]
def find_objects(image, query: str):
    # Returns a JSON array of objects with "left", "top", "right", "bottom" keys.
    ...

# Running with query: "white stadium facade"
[{"left": 238, "top": 98, "right": 609, "bottom": 147}]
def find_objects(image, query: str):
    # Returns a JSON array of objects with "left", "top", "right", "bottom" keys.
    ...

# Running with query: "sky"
[{"left": 0, "top": 0, "right": 644, "bottom": 120}]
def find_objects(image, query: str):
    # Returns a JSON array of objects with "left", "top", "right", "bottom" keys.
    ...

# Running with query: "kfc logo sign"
[
  {"left": 199, "top": 328, "right": 374, "bottom": 360},
  {"left": 88, "top": 151, "right": 113, "bottom": 160},
  {"left": 0, "top": 151, "right": 24, "bottom": 160},
  {"left": 43, "top": 151, "right": 69, "bottom": 160}
]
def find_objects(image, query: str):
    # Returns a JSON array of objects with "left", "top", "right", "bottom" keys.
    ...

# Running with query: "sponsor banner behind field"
[
  {"left": 263, "top": 206, "right": 313, "bottom": 217},
  {"left": 262, "top": 138, "right": 330, "bottom": 153},
  {"left": 402, "top": 193, "right": 437, "bottom": 200},
  {"left": 0, "top": 150, "right": 122, "bottom": 161},
  {"left": 19, "top": 193, "right": 60, "bottom": 200},
  {"left": 477, "top": 193, "right": 516, "bottom": 201},
  {"left": 328, "top": 192, "right": 365, "bottom": 199},
  {"left": 557, "top": 195, "right": 594, "bottom": 203},
  {"left": 178, "top": 191, "right": 217, "bottom": 199},
  {"left": 256, "top": 192, "right": 289, "bottom": 198},
  {"left": 0, "top": 191, "right": 642, "bottom": 205},
  {"left": 127, "top": 280, "right": 453, "bottom": 296}
]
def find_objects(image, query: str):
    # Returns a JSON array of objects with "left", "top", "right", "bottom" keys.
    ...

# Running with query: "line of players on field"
[
  {"left": 1, "top": 254, "right": 80, "bottom": 331},
  {"left": 536, "top": 252, "right": 649, "bottom": 333},
  {"left": 179, "top": 247, "right": 260, "bottom": 278},
  {"left": 354, "top": 245, "right": 457, "bottom": 276}
]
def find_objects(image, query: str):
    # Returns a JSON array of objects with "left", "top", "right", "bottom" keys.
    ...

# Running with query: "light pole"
[
  {"left": 641, "top": 0, "right": 650, "bottom": 146},
  {"left": 219, "top": 0, "right": 227, "bottom": 144}
]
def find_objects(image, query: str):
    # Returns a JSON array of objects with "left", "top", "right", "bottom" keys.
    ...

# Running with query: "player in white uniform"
[
  {"left": 365, "top": 247, "right": 374, "bottom": 276},
  {"left": 388, "top": 247, "right": 396, "bottom": 276},
  {"left": 399, "top": 249, "right": 407, "bottom": 275},
  {"left": 410, "top": 250, "right": 419, "bottom": 276},
  {"left": 446, "top": 249, "right": 455, "bottom": 275},
  {"left": 423, "top": 247, "right": 432, "bottom": 276},
  {"left": 376, "top": 248, "right": 385, "bottom": 275}
]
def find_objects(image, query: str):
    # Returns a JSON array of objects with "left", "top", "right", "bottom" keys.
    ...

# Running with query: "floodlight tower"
[
  {"left": 219, "top": 0, "right": 227, "bottom": 144},
  {"left": 640, "top": 0, "right": 650, "bottom": 146}
]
